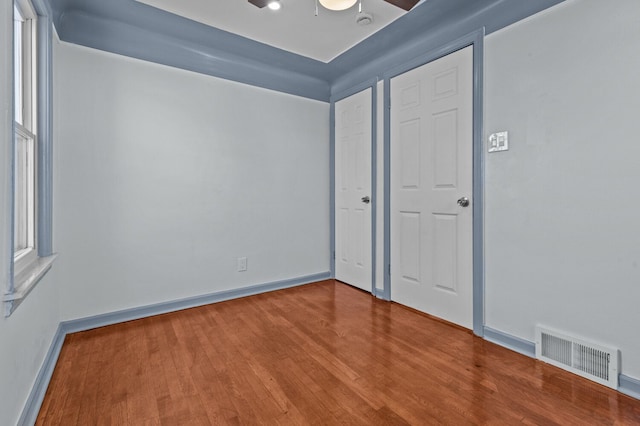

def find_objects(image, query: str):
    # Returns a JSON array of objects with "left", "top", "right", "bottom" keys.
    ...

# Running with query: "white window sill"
[{"left": 3, "top": 254, "right": 57, "bottom": 317}]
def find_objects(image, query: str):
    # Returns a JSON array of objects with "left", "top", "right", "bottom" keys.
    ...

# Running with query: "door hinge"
[
  {"left": 388, "top": 264, "right": 391, "bottom": 276},
  {"left": 333, "top": 250, "right": 336, "bottom": 260}
]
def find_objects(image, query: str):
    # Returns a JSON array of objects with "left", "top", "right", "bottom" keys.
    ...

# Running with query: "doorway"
[
  {"left": 389, "top": 46, "right": 474, "bottom": 329},
  {"left": 334, "top": 88, "right": 373, "bottom": 292}
]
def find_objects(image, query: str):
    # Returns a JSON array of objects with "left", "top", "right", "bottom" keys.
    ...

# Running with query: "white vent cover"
[{"left": 535, "top": 326, "right": 619, "bottom": 389}]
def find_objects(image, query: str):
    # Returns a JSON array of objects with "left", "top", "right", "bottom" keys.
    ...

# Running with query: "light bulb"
[
  {"left": 319, "top": 0, "right": 357, "bottom": 11},
  {"left": 267, "top": 0, "right": 281, "bottom": 10}
]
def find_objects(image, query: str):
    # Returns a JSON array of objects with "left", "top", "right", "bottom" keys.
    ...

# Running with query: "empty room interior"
[{"left": 2, "top": 0, "right": 640, "bottom": 424}]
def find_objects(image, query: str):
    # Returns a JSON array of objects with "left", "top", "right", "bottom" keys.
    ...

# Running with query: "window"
[
  {"left": 3, "top": 0, "right": 56, "bottom": 316},
  {"left": 14, "top": 125, "right": 36, "bottom": 265},
  {"left": 13, "top": 0, "right": 37, "bottom": 274}
]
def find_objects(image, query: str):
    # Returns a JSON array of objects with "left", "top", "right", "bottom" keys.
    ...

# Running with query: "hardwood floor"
[{"left": 37, "top": 280, "right": 640, "bottom": 425}]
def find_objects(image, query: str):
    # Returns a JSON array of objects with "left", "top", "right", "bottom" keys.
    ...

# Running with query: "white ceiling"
[{"left": 136, "top": 0, "right": 409, "bottom": 63}]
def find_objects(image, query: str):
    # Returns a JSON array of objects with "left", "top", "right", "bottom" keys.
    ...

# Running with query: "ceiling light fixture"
[
  {"left": 267, "top": 0, "right": 281, "bottom": 10},
  {"left": 318, "top": 0, "right": 357, "bottom": 11}
]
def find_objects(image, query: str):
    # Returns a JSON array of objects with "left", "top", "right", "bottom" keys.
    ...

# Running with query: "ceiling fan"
[{"left": 248, "top": 0, "right": 420, "bottom": 12}]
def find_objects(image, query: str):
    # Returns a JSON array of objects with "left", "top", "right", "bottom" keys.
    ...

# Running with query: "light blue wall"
[
  {"left": 0, "top": 274, "right": 60, "bottom": 426},
  {"left": 6, "top": 0, "right": 640, "bottom": 423},
  {"left": 54, "top": 41, "right": 331, "bottom": 321},
  {"left": 0, "top": 2, "right": 61, "bottom": 425},
  {"left": 484, "top": 0, "right": 640, "bottom": 380}
]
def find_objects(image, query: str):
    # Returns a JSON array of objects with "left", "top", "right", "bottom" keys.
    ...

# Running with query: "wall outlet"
[{"left": 237, "top": 257, "right": 248, "bottom": 272}]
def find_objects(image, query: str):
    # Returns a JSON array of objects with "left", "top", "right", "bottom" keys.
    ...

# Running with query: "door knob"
[
  {"left": 361, "top": 196, "right": 371, "bottom": 204},
  {"left": 457, "top": 197, "right": 469, "bottom": 207}
]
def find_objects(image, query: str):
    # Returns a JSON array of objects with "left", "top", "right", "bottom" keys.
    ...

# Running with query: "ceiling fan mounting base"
[{"left": 356, "top": 12, "right": 374, "bottom": 26}]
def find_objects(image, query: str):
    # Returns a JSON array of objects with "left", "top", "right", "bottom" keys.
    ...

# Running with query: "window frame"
[
  {"left": 13, "top": 121, "right": 37, "bottom": 272},
  {"left": 3, "top": 0, "right": 56, "bottom": 317},
  {"left": 14, "top": 0, "right": 36, "bottom": 131}
]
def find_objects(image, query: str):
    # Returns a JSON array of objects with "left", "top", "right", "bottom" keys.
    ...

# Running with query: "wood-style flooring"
[{"left": 37, "top": 280, "right": 640, "bottom": 425}]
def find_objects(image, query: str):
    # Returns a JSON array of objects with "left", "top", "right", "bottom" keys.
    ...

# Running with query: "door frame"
[
  {"left": 383, "top": 29, "right": 485, "bottom": 336},
  {"left": 330, "top": 79, "right": 378, "bottom": 294}
]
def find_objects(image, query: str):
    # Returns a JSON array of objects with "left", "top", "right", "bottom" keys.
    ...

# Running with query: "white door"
[
  {"left": 335, "top": 88, "right": 372, "bottom": 292},
  {"left": 390, "top": 46, "right": 473, "bottom": 328}
]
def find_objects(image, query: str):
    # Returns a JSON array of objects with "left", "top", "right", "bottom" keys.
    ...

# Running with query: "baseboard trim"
[
  {"left": 18, "top": 272, "right": 330, "bottom": 424},
  {"left": 483, "top": 326, "right": 536, "bottom": 358},
  {"left": 20, "top": 285, "right": 640, "bottom": 424},
  {"left": 619, "top": 374, "right": 640, "bottom": 400},
  {"left": 62, "top": 272, "right": 331, "bottom": 334},
  {"left": 17, "top": 324, "right": 66, "bottom": 426},
  {"left": 483, "top": 326, "right": 639, "bottom": 401}
]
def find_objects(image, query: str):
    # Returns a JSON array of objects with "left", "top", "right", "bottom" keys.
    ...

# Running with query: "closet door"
[{"left": 335, "top": 88, "right": 372, "bottom": 292}]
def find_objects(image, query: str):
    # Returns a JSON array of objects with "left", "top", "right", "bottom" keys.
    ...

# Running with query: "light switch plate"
[{"left": 488, "top": 131, "right": 509, "bottom": 152}]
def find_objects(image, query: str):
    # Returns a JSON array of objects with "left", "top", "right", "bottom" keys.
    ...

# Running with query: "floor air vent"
[{"left": 535, "top": 326, "right": 619, "bottom": 389}]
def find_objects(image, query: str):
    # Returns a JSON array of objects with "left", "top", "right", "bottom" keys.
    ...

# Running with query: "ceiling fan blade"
[
  {"left": 248, "top": 0, "right": 269, "bottom": 8},
  {"left": 384, "top": 0, "right": 420, "bottom": 11}
]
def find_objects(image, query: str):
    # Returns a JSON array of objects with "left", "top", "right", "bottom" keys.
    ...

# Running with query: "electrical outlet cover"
[
  {"left": 237, "top": 257, "right": 247, "bottom": 272},
  {"left": 488, "top": 131, "right": 509, "bottom": 152}
]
